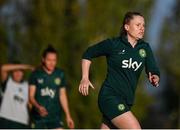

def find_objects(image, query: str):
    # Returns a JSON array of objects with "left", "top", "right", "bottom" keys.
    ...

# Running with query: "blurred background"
[{"left": 0, "top": 0, "right": 179, "bottom": 128}]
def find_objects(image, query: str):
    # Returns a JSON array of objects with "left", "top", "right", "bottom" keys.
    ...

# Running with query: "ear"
[
  {"left": 124, "top": 24, "right": 129, "bottom": 31},
  {"left": 42, "top": 58, "right": 45, "bottom": 64}
]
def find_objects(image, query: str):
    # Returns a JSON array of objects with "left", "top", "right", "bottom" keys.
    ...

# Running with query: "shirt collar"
[
  {"left": 40, "top": 66, "right": 57, "bottom": 75},
  {"left": 120, "top": 34, "right": 143, "bottom": 48}
]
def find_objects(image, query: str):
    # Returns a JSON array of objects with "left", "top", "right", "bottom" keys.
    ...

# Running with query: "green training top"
[
  {"left": 29, "top": 67, "right": 66, "bottom": 122},
  {"left": 82, "top": 35, "right": 160, "bottom": 105}
]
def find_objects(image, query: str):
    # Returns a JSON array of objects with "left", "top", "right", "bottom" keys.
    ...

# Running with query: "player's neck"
[
  {"left": 127, "top": 34, "right": 137, "bottom": 48},
  {"left": 43, "top": 66, "right": 54, "bottom": 74}
]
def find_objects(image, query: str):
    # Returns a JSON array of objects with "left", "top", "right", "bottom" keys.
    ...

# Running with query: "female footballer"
[
  {"left": 29, "top": 45, "right": 74, "bottom": 129},
  {"left": 79, "top": 12, "right": 160, "bottom": 129}
]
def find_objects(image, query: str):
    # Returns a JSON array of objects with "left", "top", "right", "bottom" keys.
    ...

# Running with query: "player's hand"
[
  {"left": 149, "top": 72, "right": 160, "bottom": 87},
  {"left": 23, "top": 65, "right": 35, "bottom": 71},
  {"left": 66, "top": 115, "right": 74, "bottom": 129},
  {"left": 28, "top": 65, "right": 35, "bottom": 71},
  {"left": 79, "top": 78, "right": 95, "bottom": 96},
  {"left": 38, "top": 106, "right": 48, "bottom": 117}
]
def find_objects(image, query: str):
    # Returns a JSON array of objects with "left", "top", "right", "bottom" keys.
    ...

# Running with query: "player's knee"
[
  {"left": 123, "top": 117, "right": 141, "bottom": 129},
  {"left": 111, "top": 112, "right": 141, "bottom": 129},
  {"left": 130, "top": 121, "right": 141, "bottom": 129},
  {"left": 100, "top": 123, "right": 110, "bottom": 129}
]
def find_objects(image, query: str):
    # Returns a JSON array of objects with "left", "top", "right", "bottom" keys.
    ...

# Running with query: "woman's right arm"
[
  {"left": 29, "top": 85, "right": 41, "bottom": 109},
  {"left": 79, "top": 59, "right": 94, "bottom": 96},
  {"left": 29, "top": 72, "right": 48, "bottom": 117},
  {"left": 79, "top": 39, "right": 112, "bottom": 96},
  {"left": 29, "top": 85, "right": 48, "bottom": 117},
  {"left": 1, "top": 64, "right": 34, "bottom": 82}
]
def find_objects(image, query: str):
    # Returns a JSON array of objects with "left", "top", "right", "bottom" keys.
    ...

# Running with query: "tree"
[{"left": 0, "top": 0, "right": 163, "bottom": 128}]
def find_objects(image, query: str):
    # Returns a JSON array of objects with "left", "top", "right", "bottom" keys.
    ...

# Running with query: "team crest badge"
[
  {"left": 31, "top": 123, "right": 35, "bottom": 128},
  {"left": 139, "top": 49, "right": 146, "bottom": 58},
  {"left": 55, "top": 78, "right": 61, "bottom": 85},
  {"left": 59, "top": 121, "right": 64, "bottom": 126},
  {"left": 118, "top": 104, "right": 125, "bottom": 111}
]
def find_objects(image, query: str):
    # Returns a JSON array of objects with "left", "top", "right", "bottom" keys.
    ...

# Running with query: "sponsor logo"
[
  {"left": 122, "top": 58, "right": 142, "bottom": 71},
  {"left": 139, "top": 49, "right": 146, "bottom": 58},
  {"left": 118, "top": 49, "right": 126, "bottom": 55},
  {"left": 14, "top": 95, "right": 24, "bottom": 104},
  {"left": 37, "top": 78, "right": 44, "bottom": 84},
  {"left": 41, "top": 87, "right": 56, "bottom": 98}
]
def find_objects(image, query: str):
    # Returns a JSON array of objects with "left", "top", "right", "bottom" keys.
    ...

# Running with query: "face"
[
  {"left": 12, "top": 70, "right": 24, "bottom": 82},
  {"left": 43, "top": 53, "right": 57, "bottom": 72},
  {"left": 125, "top": 15, "right": 145, "bottom": 40}
]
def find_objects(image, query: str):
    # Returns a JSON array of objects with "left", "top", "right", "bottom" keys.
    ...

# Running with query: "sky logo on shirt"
[
  {"left": 41, "top": 87, "right": 56, "bottom": 98},
  {"left": 122, "top": 58, "right": 142, "bottom": 71}
]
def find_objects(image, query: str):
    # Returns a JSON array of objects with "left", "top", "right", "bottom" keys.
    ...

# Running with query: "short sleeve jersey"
[
  {"left": 29, "top": 67, "right": 66, "bottom": 122},
  {"left": 82, "top": 35, "right": 160, "bottom": 105}
]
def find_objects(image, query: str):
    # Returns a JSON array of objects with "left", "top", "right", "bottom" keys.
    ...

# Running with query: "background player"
[
  {"left": 0, "top": 62, "right": 34, "bottom": 128},
  {"left": 29, "top": 45, "right": 74, "bottom": 129}
]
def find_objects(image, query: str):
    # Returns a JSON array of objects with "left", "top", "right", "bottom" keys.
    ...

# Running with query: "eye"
[
  {"left": 136, "top": 23, "right": 145, "bottom": 28},
  {"left": 136, "top": 23, "right": 140, "bottom": 27}
]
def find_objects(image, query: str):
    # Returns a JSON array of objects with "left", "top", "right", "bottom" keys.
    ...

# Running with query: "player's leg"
[
  {"left": 47, "top": 120, "right": 64, "bottom": 129},
  {"left": 111, "top": 111, "right": 141, "bottom": 129},
  {"left": 100, "top": 123, "right": 110, "bottom": 129},
  {"left": 98, "top": 91, "right": 140, "bottom": 129},
  {"left": 100, "top": 115, "right": 117, "bottom": 129}
]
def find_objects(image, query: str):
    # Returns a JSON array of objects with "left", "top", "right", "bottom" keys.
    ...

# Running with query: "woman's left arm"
[
  {"left": 145, "top": 44, "right": 160, "bottom": 87},
  {"left": 59, "top": 88, "right": 74, "bottom": 129}
]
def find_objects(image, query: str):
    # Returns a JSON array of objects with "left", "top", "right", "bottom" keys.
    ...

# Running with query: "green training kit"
[
  {"left": 82, "top": 35, "right": 160, "bottom": 120},
  {"left": 29, "top": 67, "right": 66, "bottom": 128}
]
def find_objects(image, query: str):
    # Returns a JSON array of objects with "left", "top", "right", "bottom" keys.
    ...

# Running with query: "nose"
[
  {"left": 140, "top": 25, "right": 145, "bottom": 31},
  {"left": 139, "top": 28, "right": 144, "bottom": 34}
]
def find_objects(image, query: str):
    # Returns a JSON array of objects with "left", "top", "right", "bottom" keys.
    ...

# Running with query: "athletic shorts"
[
  {"left": 31, "top": 119, "right": 64, "bottom": 129},
  {"left": 98, "top": 87, "right": 132, "bottom": 128},
  {"left": 0, "top": 117, "right": 30, "bottom": 129}
]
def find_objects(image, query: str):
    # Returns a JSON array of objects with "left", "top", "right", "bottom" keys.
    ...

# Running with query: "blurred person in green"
[
  {"left": 29, "top": 45, "right": 74, "bottom": 129},
  {"left": 79, "top": 11, "right": 160, "bottom": 129},
  {"left": 0, "top": 62, "right": 34, "bottom": 128}
]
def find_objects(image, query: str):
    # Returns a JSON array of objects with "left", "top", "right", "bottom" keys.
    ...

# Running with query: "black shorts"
[
  {"left": 0, "top": 117, "right": 29, "bottom": 129},
  {"left": 31, "top": 119, "right": 64, "bottom": 129},
  {"left": 98, "top": 87, "right": 132, "bottom": 128}
]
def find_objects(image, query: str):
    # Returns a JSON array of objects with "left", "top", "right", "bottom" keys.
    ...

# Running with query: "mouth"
[
  {"left": 139, "top": 32, "right": 144, "bottom": 35},
  {"left": 138, "top": 33, "right": 144, "bottom": 37}
]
